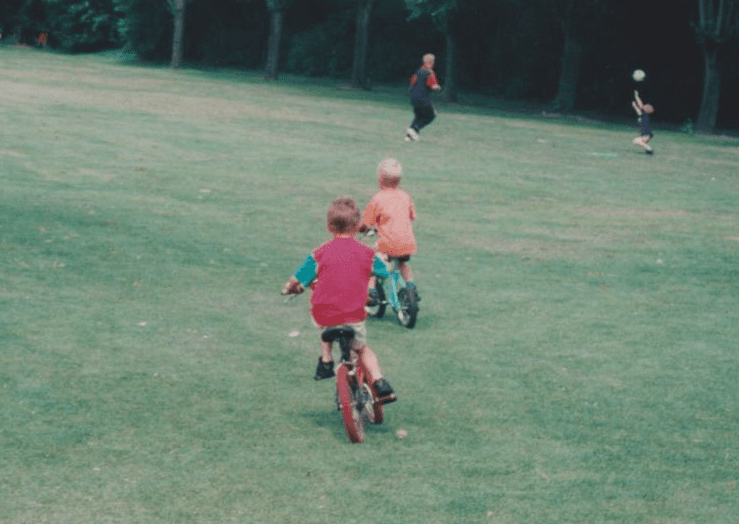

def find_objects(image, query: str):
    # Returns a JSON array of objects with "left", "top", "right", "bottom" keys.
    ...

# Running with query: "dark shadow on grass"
[
  {"left": 300, "top": 410, "right": 347, "bottom": 442},
  {"left": 300, "top": 409, "right": 393, "bottom": 442}
]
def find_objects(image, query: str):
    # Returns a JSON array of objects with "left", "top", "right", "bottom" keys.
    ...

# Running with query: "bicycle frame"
[
  {"left": 322, "top": 327, "right": 383, "bottom": 443},
  {"left": 384, "top": 258, "right": 405, "bottom": 311},
  {"left": 368, "top": 255, "right": 418, "bottom": 329}
]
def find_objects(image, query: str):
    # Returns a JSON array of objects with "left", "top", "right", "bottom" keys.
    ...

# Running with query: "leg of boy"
[
  {"left": 314, "top": 339, "right": 335, "bottom": 380},
  {"left": 320, "top": 340, "right": 333, "bottom": 364},
  {"left": 348, "top": 321, "right": 395, "bottom": 400},
  {"left": 398, "top": 260, "right": 414, "bottom": 283},
  {"left": 357, "top": 343, "right": 396, "bottom": 401},
  {"left": 357, "top": 343, "right": 382, "bottom": 383},
  {"left": 633, "top": 136, "right": 653, "bottom": 153},
  {"left": 399, "top": 260, "right": 420, "bottom": 300},
  {"left": 422, "top": 105, "right": 436, "bottom": 129}
]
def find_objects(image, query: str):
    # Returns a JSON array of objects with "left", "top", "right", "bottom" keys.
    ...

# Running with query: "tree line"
[{"left": 2, "top": 0, "right": 738, "bottom": 133}]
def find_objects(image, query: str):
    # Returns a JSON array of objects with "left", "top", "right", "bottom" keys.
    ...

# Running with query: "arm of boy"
[
  {"left": 633, "top": 90, "right": 644, "bottom": 113},
  {"left": 428, "top": 71, "right": 441, "bottom": 91},
  {"left": 281, "top": 254, "right": 317, "bottom": 294},
  {"left": 362, "top": 200, "right": 380, "bottom": 229},
  {"left": 281, "top": 276, "right": 305, "bottom": 295}
]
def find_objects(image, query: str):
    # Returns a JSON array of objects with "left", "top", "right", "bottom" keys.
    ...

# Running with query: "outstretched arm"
[
  {"left": 428, "top": 71, "right": 442, "bottom": 91},
  {"left": 634, "top": 90, "right": 644, "bottom": 108},
  {"left": 632, "top": 90, "right": 643, "bottom": 115},
  {"left": 281, "top": 254, "right": 317, "bottom": 294},
  {"left": 281, "top": 275, "right": 305, "bottom": 295}
]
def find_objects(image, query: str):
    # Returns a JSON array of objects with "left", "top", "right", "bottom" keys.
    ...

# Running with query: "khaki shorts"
[{"left": 314, "top": 319, "right": 367, "bottom": 349}]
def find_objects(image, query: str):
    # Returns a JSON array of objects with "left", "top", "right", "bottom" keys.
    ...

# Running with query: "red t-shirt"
[{"left": 310, "top": 237, "right": 375, "bottom": 326}]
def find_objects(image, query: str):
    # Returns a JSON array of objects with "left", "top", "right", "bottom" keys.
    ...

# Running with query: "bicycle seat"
[{"left": 321, "top": 326, "right": 356, "bottom": 343}]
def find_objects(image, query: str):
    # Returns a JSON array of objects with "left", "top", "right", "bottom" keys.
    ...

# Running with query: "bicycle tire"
[
  {"left": 365, "top": 281, "right": 386, "bottom": 319},
  {"left": 359, "top": 372, "right": 384, "bottom": 425},
  {"left": 336, "top": 365, "right": 364, "bottom": 443},
  {"left": 396, "top": 287, "right": 418, "bottom": 329}
]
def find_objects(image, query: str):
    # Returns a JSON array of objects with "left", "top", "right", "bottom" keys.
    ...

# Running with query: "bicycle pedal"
[{"left": 377, "top": 393, "right": 397, "bottom": 405}]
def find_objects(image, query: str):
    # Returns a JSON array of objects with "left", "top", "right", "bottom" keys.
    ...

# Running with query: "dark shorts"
[{"left": 389, "top": 255, "right": 411, "bottom": 263}]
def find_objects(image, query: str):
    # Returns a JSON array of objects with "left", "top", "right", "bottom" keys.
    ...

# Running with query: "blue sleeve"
[
  {"left": 294, "top": 255, "right": 317, "bottom": 287},
  {"left": 372, "top": 255, "right": 390, "bottom": 279}
]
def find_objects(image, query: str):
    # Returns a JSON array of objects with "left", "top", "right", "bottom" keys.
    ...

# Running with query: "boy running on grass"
[
  {"left": 362, "top": 159, "right": 420, "bottom": 305},
  {"left": 632, "top": 90, "right": 655, "bottom": 155},
  {"left": 282, "top": 197, "right": 397, "bottom": 403},
  {"left": 406, "top": 53, "right": 441, "bottom": 141}
]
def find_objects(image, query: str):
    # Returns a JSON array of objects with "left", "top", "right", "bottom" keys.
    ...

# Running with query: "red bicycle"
[{"left": 321, "top": 326, "right": 384, "bottom": 443}]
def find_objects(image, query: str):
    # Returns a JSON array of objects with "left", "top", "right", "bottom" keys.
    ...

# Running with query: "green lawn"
[{"left": 1, "top": 46, "right": 738, "bottom": 524}]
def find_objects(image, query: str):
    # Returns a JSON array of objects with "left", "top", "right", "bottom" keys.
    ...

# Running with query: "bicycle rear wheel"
[
  {"left": 365, "top": 282, "right": 386, "bottom": 319},
  {"left": 335, "top": 365, "right": 364, "bottom": 443},
  {"left": 396, "top": 287, "right": 418, "bottom": 329}
]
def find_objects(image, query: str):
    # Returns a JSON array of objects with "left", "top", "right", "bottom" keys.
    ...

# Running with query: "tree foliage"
[
  {"left": 3, "top": 0, "right": 738, "bottom": 129},
  {"left": 42, "top": 0, "right": 120, "bottom": 52}
]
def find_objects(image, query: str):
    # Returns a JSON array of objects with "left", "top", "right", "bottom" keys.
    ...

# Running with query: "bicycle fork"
[{"left": 386, "top": 272, "right": 403, "bottom": 311}]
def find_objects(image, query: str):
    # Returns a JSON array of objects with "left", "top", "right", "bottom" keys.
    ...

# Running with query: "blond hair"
[
  {"left": 326, "top": 196, "right": 361, "bottom": 234},
  {"left": 377, "top": 158, "right": 402, "bottom": 188},
  {"left": 423, "top": 53, "right": 435, "bottom": 66}
]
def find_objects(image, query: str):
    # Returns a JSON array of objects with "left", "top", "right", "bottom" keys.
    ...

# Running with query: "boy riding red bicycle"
[{"left": 281, "top": 196, "right": 397, "bottom": 404}]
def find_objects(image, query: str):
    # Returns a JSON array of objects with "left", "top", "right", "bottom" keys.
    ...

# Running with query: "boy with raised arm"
[{"left": 632, "top": 90, "right": 655, "bottom": 155}]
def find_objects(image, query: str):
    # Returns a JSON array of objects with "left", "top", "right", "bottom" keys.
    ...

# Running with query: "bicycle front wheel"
[
  {"left": 336, "top": 365, "right": 365, "bottom": 443},
  {"left": 360, "top": 373, "right": 384, "bottom": 425},
  {"left": 396, "top": 287, "right": 418, "bottom": 329}
]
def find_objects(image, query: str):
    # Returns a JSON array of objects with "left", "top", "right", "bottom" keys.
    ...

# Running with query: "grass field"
[{"left": 1, "top": 46, "right": 738, "bottom": 524}]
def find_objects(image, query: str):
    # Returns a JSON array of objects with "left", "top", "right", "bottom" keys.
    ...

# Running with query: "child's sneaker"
[
  {"left": 366, "top": 289, "right": 380, "bottom": 307},
  {"left": 646, "top": 149, "right": 654, "bottom": 155},
  {"left": 373, "top": 378, "right": 397, "bottom": 404},
  {"left": 314, "top": 358, "right": 335, "bottom": 381},
  {"left": 406, "top": 128, "right": 419, "bottom": 141}
]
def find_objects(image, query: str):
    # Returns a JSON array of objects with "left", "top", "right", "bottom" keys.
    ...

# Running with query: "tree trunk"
[
  {"left": 170, "top": 0, "right": 186, "bottom": 69},
  {"left": 553, "top": 37, "right": 582, "bottom": 111},
  {"left": 552, "top": 0, "right": 581, "bottom": 111},
  {"left": 696, "top": 46, "right": 721, "bottom": 134},
  {"left": 264, "top": 8, "right": 284, "bottom": 80},
  {"left": 12, "top": 0, "right": 35, "bottom": 44},
  {"left": 442, "top": 31, "right": 457, "bottom": 103},
  {"left": 350, "top": 0, "right": 375, "bottom": 89}
]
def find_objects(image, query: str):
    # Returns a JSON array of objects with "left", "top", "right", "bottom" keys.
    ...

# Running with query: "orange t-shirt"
[{"left": 363, "top": 188, "right": 417, "bottom": 257}]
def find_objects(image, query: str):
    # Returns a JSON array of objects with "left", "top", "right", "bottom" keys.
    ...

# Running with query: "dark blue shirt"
[
  {"left": 409, "top": 67, "right": 436, "bottom": 104},
  {"left": 638, "top": 113, "right": 653, "bottom": 136}
]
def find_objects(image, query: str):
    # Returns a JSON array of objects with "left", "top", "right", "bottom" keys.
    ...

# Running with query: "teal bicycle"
[{"left": 365, "top": 253, "right": 419, "bottom": 329}]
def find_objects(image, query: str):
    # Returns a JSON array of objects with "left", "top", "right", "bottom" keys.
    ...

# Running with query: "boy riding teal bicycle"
[{"left": 362, "top": 158, "right": 420, "bottom": 306}]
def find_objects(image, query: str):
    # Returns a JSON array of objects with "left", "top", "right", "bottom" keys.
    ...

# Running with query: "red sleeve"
[
  {"left": 426, "top": 71, "right": 439, "bottom": 88},
  {"left": 409, "top": 74, "right": 417, "bottom": 87}
]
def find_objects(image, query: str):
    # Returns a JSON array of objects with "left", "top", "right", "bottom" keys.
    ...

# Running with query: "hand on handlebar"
[{"left": 281, "top": 277, "right": 305, "bottom": 296}]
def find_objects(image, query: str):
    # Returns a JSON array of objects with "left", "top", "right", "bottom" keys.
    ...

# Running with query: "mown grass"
[{"left": 1, "top": 46, "right": 738, "bottom": 524}]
